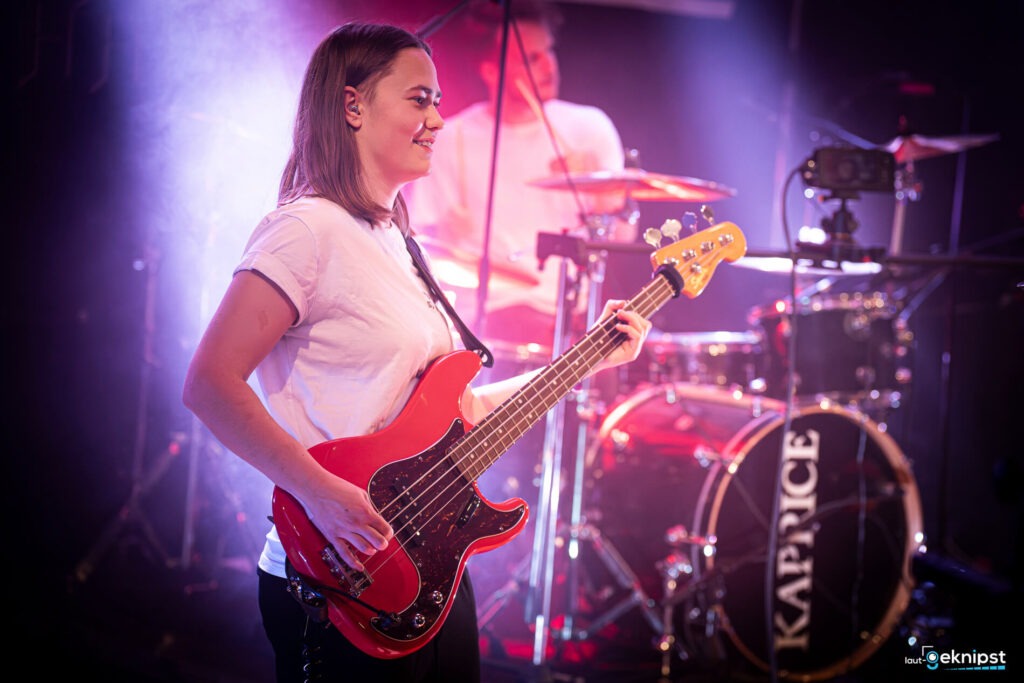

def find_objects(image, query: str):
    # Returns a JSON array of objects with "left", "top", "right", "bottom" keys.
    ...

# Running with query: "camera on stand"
[
  {"left": 802, "top": 146, "right": 895, "bottom": 194},
  {"left": 798, "top": 146, "right": 896, "bottom": 264}
]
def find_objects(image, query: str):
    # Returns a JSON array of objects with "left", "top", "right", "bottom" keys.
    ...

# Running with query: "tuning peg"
[
  {"left": 700, "top": 205, "right": 715, "bottom": 225},
  {"left": 643, "top": 227, "right": 663, "bottom": 249},
  {"left": 660, "top": 219, "right": 682, "bottom": 242},
  {"left": 681, "top": 212, "right": 698, "bottom": 234}
]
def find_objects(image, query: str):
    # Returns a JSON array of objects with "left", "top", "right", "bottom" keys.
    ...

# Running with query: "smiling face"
[{"left": 348, "top": 47, "right": 443, "bottom": 205}]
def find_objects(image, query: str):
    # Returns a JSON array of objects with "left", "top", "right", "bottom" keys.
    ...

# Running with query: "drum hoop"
[
  {"left": 590, "top": 383, "right": 786, "bottom": 480},
  {"left": 700, "top": 403, "right": 923, "bottom": 681},
  {"left": 648, "top": 330, "right": 763, "bottom": 352},
  {"left": 596, "top": 383, "right": 784, "bottom": 440},
  {"left": 749, "top": 291, "right": 899, "bottom": 322}
]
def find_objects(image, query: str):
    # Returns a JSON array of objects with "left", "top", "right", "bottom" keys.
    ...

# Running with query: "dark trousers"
[{"left": 258, "top": 569, "right": 480, "bottom": 683}]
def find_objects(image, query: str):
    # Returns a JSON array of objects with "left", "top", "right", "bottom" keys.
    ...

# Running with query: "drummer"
[{"left": 406, "top": 0, "right": 632, "bottom": 353}]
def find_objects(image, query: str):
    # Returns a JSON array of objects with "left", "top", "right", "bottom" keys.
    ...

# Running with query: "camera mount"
[{"left": 797, "top": 147, "right": 895, "bottom": 264}]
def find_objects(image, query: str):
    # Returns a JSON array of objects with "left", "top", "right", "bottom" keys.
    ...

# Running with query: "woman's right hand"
[{"left": 300, "top": 473, "right": 395, "bottom": 571}]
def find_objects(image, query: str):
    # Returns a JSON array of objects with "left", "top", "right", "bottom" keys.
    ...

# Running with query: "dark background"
[{"left": 8, "top": 0, "right": 1023, "bottom": 681}]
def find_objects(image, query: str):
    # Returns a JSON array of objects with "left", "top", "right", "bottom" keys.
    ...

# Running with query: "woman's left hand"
[{"left": 591, "top": 300, "right": 651, "bottom": 374}]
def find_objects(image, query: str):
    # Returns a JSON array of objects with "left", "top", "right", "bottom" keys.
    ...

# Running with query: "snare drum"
[
  {"left": 750, "top": 292, "right": 913, "bottom": 408},
  {"left": 589, "top": 383, "right": 923, "bottom": 680},
  {"left": 632, "top": 330, "right": 763, "bottom": 391}
]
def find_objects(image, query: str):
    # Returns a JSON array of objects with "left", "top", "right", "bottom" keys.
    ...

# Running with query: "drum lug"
[{"left": 656, "top": 551, "right": 693, "bottom": 582}]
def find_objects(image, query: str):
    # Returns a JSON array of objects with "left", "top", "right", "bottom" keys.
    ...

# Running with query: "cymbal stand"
[
  {"left": 531, "top": 220, "right": 665, "bottom": 656},
  {"left": 654, "top": 526, "right": 719, "bottom": 679},
  {"left": 525, "top": 248, "right": 573, "bottom": 668},
  {"left": 559, "top": 214, "right": 611, "bottom": 643},
  {"left": 889, "top": 161, "right": 922, "bottom": 257},
  {"left": 71, "top": 245, "right": 180, "bottom": 586}
]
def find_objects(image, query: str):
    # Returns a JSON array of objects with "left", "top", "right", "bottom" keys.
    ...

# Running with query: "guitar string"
[
  {"left": 359, "top": 273, "right": 677, "bottom": 581},
  {"left": 354, "top": 238, "right": 735, "bottom": 585}
]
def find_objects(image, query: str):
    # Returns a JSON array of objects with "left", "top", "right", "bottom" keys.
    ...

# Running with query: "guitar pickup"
[
  {"left": 456, "top": 494, "right": 480, "bottom": 527},
  {"left": 390, "top": 484, "right": 424, "bottom": 548}
]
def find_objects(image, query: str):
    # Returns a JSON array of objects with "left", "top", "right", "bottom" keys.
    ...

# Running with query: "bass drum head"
[
  {"left": 588, "top": 384, "right": 785, "bottom": 603},
  {"left": 690, "top": 404, "right": 923, "bottom": 681}
]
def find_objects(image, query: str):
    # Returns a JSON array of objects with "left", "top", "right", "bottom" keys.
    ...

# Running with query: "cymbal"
[
  {"left": 528, "top": 168, "right": 737, "bottom": 202},
  {"left": 417, "top": 236, "right": 540, "bottom": 289},
  {"left": 881, "top": 133, "right": 999, "bottom": 164},
  {"left": 647, "top": 329, "right": 761, "bottom": 349},
  {"left": 733, "top": 255, "right": 884, "bottom": 277}
]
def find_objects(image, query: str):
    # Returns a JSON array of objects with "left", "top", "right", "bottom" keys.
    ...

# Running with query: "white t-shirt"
[
  {"left": 237, "top": 196, "right": 456, "bottom": 577},
  {"left": 407, "top": 99, "right": 624, "bottom": 342}
]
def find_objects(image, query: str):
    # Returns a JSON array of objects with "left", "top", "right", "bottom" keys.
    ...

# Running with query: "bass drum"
[{"left": 589, "top": 384, "right": 923, "bottom": 681}]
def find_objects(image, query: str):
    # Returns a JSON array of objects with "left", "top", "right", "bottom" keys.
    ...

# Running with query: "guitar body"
[{"left": 272, "top": 350, "right": 528, "bottom": 659}]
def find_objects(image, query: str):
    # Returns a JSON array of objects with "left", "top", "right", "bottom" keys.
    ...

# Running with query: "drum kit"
[{"left": 427, "top": 133, "right": 1007, "bottom": 680}]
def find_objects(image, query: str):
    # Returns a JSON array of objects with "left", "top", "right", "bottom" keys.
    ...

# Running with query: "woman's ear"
[{"left": 344, "top": 86, "right": 362, "bottom": 129}]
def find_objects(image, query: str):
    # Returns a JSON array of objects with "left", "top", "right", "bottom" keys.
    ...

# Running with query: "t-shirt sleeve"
[
  {"left": 589, "top": 108, "right": 625, "bottom": 171},
  {"left": 234, "top": 212, "right": 318, "bottom": 324}
]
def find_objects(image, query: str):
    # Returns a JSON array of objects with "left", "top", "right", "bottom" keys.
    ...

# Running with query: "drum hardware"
[
  {"left": 654, "top": 560, "right": 731, "bottom": 678},
  {"left": 557, "top": 521, "right": 666, "bottom": 642},
  {"left": 72, "top": 243, "right": 265, "bottom": 592},
  {"left": 475, "top": 548, "right": 534, "bottom": 636},
  {"left": 883, "top": 120, "right": 1000, "bottom": 255},
  {"left": 801, "top": 132, "right": 997, "bottom": 258},
  {"left": 884, "top": 130, "right": 998, "bottom": 256},
  {"left": 664, "top": 524, "right": 718, "bottom": 554},
  {"left": 653, "top": 552, "right": 696, "bottom": 678},
  {"left": 522, "top": 221, "right": 652, "bottom": 663}
]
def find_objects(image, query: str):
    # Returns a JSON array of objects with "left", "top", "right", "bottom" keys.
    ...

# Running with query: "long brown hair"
[{"left": 278, "top": 23, "right": 431, "bottom": 229}]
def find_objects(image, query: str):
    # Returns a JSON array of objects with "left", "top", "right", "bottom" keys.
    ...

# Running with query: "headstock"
[{"left": 648, "top": 220, "right": 747, "bottom": 299}]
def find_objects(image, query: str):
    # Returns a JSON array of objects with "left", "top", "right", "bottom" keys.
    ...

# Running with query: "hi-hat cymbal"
[
  {"left": 528, "top": 168, "right": 737, "bottom": 202},
  {"left": 417, "top": 236, "right": 540, "bottom": 290},
  {"left": 881, "top": 133, "right": 999, "bottom": 164}
]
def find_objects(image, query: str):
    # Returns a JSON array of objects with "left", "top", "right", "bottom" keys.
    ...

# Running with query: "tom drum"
[
  {"left": 625, "top": 330, "right": 763, "bottom": 393},
  {"left": 749, "top": 291, "right": 913, "bottom": 410}
]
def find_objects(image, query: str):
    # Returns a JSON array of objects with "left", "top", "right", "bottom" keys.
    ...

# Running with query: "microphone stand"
[
  {"left": 414, "top": 0, "right": 504, "bottom": 333},
  {"left": 473, "top": 0, "right": 513, "bottom": 331},
  {"left": 415, "top": 0, "right": 472, "bottom": 40}
]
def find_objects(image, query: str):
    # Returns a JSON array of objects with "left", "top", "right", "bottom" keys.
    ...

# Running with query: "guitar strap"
[{"left": 405, "top": 234, "right": 494, "bottom": 368}]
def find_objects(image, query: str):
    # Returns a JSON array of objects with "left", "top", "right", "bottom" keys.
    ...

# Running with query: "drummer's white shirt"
[{"left": 235, "top": 196, "right": 455, "bottom": 578}]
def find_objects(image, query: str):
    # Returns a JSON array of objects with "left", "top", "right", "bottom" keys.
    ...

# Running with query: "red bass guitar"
[{"left": 271, "top": 221, "right": 747, "bottom": 658}]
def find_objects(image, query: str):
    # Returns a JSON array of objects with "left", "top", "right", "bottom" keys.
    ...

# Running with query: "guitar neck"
[{"left": 453, "top": 272, "right": 677, "bottom": 480}]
